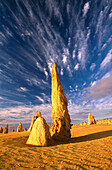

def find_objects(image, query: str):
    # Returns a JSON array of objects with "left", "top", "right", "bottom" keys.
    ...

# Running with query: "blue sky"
[{"left": 0, "top": 0, "right": 112, "bottom": 125}]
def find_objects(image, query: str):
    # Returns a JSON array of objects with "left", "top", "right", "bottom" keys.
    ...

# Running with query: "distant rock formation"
[
  {"left": 28, "top": 111, "right": 42, "bottom": 132},
  {"left": 73, "top": 118, "right": 112, "bottom": 127},
  {"left": 12, "top": 129, "right": 15, "bottom": 132},
  {"left": 50, "top": 63, "right": 71, "bottom": 140},
  {"left": 73, "top": 121, "right": 89, "bottom": 127},
  {"left": 3, "top": 124, "right": 8, "bottom": 134},
  {"left": 0, "top": 127, "right": 3, "bottom": 133},
  {"left": 24, "top": 128, "right": 27, "bottom": 131},
  {"left": 26, "top": 117, "right": 51, "bottom": 146},
  {"left": 96, "top": 119, "right": 112, "bottom": 125},
  {"left": 88, "top": 113, "right": 96, "bottom": 125},
  {"left": 83, "top": 121, "right": 87, "bottom": 126},
  {"left": 17, "top": 122, "right": 23, "bottom": 132}
]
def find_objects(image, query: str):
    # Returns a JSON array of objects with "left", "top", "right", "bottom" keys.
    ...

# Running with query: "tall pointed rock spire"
[{"left": 51, "top": 63, "right": 71, "bottom": 140}]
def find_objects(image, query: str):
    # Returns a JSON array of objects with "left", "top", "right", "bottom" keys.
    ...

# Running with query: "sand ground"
[{"left": 0, "top": 124, "right": 112, "bottom": 170}]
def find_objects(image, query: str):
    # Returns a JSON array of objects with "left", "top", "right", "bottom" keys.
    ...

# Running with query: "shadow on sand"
[
  {"left": 62, "top": 129, "right": 112, "bottom": 145},
  {"left": 27, "top": 129, "right": 112, "bottom": 147},
  {"left": 6, "top": 130, "right": 112, "bottom": 147}
]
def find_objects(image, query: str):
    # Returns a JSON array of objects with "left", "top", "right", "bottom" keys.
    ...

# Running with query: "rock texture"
[
  {"left": 51, "top": 63, "right": 71, "bottom": 140},
  {"left": 0, "top": 127, "right": 3, "bottom": 133},
  {"left": 88, "top": 113, "right": 96, "bottom": 125},
  {"left": 26, "top": 117, "right": 51, "bottom": 146},
  {"left": 3, "top": 124, "right": 8, "bottom": 134},
  {"left": 28, "top": 111, "right": 42, "bottom": 132},
  {"left": 17, "top": 122, "right": 23, "bottom": 132}
]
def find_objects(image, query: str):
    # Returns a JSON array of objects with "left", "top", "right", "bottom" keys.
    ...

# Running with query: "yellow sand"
[{"left": 0, "top": 124, "right": 112, "bottom": 170}]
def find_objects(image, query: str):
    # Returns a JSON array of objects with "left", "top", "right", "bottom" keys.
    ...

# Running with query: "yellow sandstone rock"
[
  {"left": 36, "top": 111, "right": 41, "bottom": 118},
  {"left": 24, "top": 128, "right": 27, "bottom": 131},
  {"left": 3, "top": 124, "right": 8, "bottom": 134},
  {"left": 26, "top": 117, "right": 51, "bottom": 146},
  {"left": 28, "top": 111, "right": 42, "bottom": 132},
  {"left": 0, "top": 127, "right": 3, "bottom": 133},
  {"left": 51, "top": 63, "right": 71, "bottom": 140},
  {"left": 17, "top": 122, "right": 23, "bottom": 132},
  {"left": 88, "top": 113, "right": 96, "bottom": 125}
]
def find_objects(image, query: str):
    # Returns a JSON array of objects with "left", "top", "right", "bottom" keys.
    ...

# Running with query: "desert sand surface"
[{"left": 0, "top": 124, "right": 112, "bottom": 170}]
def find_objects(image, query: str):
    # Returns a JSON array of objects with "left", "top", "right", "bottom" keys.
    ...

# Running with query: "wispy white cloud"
[
  {"left": 75, "top": 85, "right": 78, "bottom": 91},
  {"left": 26, "top": 78, "right": 46, "bottom": 88},
  {"left": 0, "top": 32, "right": 6, "bottom": 45},
  {"left": 68, "top": 37, "right": 71, "bottom": 47},
  {"left": 35, "top": 96, "right": 44, "bottom": 103},
  {"left": 62, "top": 48, "right": 70, "bottom": 65},
  {"left": 83, "top": 82, "right": 86, "bottom": 86},
  {"left": 90, "top": 63, "right": 96, "bottom": 71},
  {"left": 72, "top": 50, "right": 76, "bottom": 59},
  {"left": 74, "top": 63, "right": 79, "bottom": 71},
  {"left": 77, "top": 47, "right": 87, "bottom": 69},
  {"left": 77, "top": 51, "right": 82, "bottom": 61},
  {"left": 95, "top": 5, "right": 111, "bottom": 48},
  {"left": 62, "top": 54, "right": 67, "bottom": 64},
  {"left": 36, "top": 62, "right": 43, "bottom": 72},
  {"left": 45, "top": 0, "right": 64, "bottom": 26},
  {"left": 67, "top": 65, "right": 73, "bottom": 77},
  {"left": 86, "top": 29, "right": 90, "bottom": 40},
  {"left": 83, "top": 2, "right": 90, "bottom": 17},
  {"left": 63, "top": 48, "right": 70, "bottom": 56},
  {"left": 47, "top": 62, "right": 53, "bottom": 73},
  {"left": 86, "top": 77, "right": 112, "bottom": 99},
  {"left": 101, "top": 43, "right": 107, "bottom": 51},
  {"left": 109, "top": 10, "right": 112, "bottom": 18},
  {"left": 0, "top": 103, "right": 52, "bottom": 124},
  {"left": 60, "top": 68, "right": 64, "bottom": 76},
  {"left": 0, "top": 96, "right": 4, "bottom": 100},
  {"left": 102, "top": 71, "right": 112, "bottom": 79},
  {"left": 43, "top": 68, "right": 48, "bottom": 80},
  {"left": 96, "top": 11, "right": 103, "bottom": 34},
  {"left": 69, "top": 85, "right": 72, "bottom": 89},
  {"left": 90, "top": 81, "right": 96, "bottom": 87},
  {"left": 74, "top": 28, "right": 89, "bottom": 69},
  {"left": 18, "top": 87, "right": 28, "bottom": 92},
  {"left": 100, "top": 49, "right": 112, "bottom": 69}
]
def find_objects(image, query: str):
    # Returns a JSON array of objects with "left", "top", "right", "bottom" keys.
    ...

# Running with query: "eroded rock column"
[
  {"left": 88, "top": 113, "right": 96, "bottom": 125},
  {"left": 51, "top": 63, "right": 71, "bottom": 140}
]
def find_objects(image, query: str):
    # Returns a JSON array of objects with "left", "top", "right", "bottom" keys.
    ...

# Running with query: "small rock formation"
[
  {"left": 24, "top": 128, "right": 27, "bottom": 131},
  {"left": 3, "top": 124, "right": 8, "bottom": 134},
  {"left": 83, "top": 121, "right": 87, "bottom": 126},
  {"left": 88, "top": 113, "right": 96, "bottom": 125},
  {"left": 107, "top": 119, "right": 112, "bottom": 125},
  {"left": 12, "top": 129, "right": 15, "bottom": 132},
  {"left": 0, "top": 127, "right": 3, "bottom": 133},
  {"left": 26, "top": 117, "right": 51, "bottom": 146},
  {"left": 28, "top": 111, "right": 42, "bottom": 132},
  {"left": 17, "top": 122, "right": 23, "bottom": 132},
  {"left": 73, "top": 121, "right": 88, "bottom": 127},
  {"left": 51, "top": 63, "right": 71, "bottom": 140}
]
